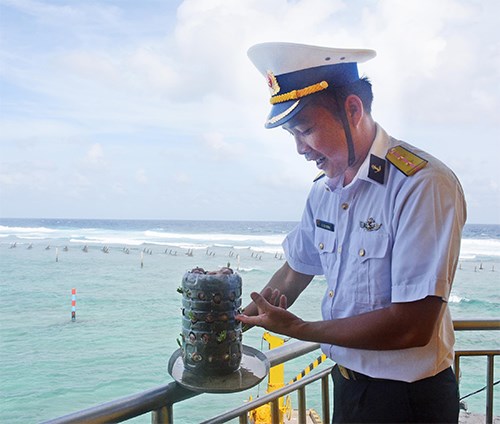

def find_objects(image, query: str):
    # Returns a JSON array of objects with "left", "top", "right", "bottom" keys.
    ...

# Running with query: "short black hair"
[{"left": 310, "top": 76, "right": 374, "bottom": 116}]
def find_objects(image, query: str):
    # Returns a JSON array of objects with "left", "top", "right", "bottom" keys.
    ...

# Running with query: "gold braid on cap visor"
[{"left": 270, "top": 80, "right": 329, "bottom": 104}]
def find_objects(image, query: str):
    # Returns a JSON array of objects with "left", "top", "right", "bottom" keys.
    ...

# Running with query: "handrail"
[
  {"left": 455, "top": 350, "right": 499, "bottom": 424},
  {"left": 41, "top": 320, "right": 499, "bottom": 424},
  {"left": 41, "top": 341, "right": 319, "bottom": 424},
  {"left": 199, "top": 366, "right": 333, "bottom": 424},
  {"left": 41, "top": 383, "right": 197, "bottom": 424},
  {"left": 454, "top": 320, "right": 500, "bottom": 331}
]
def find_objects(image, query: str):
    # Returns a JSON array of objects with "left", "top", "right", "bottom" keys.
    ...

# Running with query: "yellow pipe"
[
  {"left": 250, "top": 334, "right": 327, "bottom": 423},
  {"left": 263, "top": 332, "right": 285, "bottom": 395},
  {"left": 248, "top": 332, "right": 287, "bottom": 424}
]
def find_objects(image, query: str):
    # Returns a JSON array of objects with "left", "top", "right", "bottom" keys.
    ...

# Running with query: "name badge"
[{"left": 316, "top": 219, "right": 335, "bottom": 232}]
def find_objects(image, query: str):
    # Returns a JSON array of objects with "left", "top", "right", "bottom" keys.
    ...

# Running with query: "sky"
[{"left": 0, "top": 0, "right": 499, "bottom": 224}]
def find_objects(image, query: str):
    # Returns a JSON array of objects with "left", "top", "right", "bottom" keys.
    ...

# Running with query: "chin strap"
[{"left": 334, "top": 92, "right": 356, "bottom": 167}]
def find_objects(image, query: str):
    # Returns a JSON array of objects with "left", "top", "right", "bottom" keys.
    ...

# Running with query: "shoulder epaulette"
[
  {"left": 313, "top": 171, "right": 326, "bottom": 182},
  {"left": 386, "top": 145, "right": 428, "bottom": 176}
]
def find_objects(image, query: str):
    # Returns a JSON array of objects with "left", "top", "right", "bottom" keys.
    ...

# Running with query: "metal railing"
[
  {"left": 454, "top": 319, "right": 500, "bottom": 424},
  {"left": 42, "top": 319, "right": 500, "bottom": 424}
]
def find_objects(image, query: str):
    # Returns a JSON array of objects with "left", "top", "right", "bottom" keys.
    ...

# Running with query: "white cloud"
[
  {"left": 0, "top": 0, "right": 498, "bottom": 222},
  {"left": 0, "top": 159, "right": 56, "bottom": 191},
  {"left": 84, "top": 143, "right": 106, "bottom": 166},
  {"left": 174, "top": 172, "right": 191, "bottom": 185},
  {"left": 202, "top": 131, "right": 246, "bottom": 161},
  {"left": 135, "top": 168, "right": 148, "bottom": 184}
]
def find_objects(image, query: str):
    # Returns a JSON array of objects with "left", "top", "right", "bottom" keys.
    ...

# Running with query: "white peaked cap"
[
  {"left": 248, "top": 42, "right": 376, "bottom": 77},
  {"left": 247, "top": 42, "right": 376, "bottom": 128}
]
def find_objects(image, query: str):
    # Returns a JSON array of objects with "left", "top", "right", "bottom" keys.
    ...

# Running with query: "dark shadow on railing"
[{"left": 41, "top": 320, "right": 499, "bottom": 424}]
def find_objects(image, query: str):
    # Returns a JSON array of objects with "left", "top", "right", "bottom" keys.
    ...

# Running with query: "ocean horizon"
[{"left": 1, "top": 218, "right": 499, "bottom": 423}]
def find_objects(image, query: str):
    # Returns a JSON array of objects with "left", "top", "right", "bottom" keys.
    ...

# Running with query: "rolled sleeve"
[
  {"left": 282, "top": 189, "right": 324, "bottom": 276},
  {"left": 391, "top": 167, "right": 466, "bottom": 303},
  {"left": 283, "top": 232, "right": 323, "bottom": 275}
]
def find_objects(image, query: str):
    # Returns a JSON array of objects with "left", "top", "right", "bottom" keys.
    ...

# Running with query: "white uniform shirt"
[{"left": 283, "top": 124, "right": 466, "bottom": 382}]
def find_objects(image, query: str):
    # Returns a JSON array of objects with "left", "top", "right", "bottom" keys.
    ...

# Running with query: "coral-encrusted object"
[{"left": 179, "top": 267, "right": 242, "bottom": 375}]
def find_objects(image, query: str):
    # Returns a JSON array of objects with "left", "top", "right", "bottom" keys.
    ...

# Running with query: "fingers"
[
  {"left": 279, "top": 294, "right": 287, "bottom": 309},
  {"left": 236, "top": 292, "right": 271, "bottom": 327},
  {"left": 235, "top": 289, "right": 289, "bottom": 330},
  {"left": 250, "top": 291, "right": 288, "bottom": 312},
  {"left": 270, "top": 289, "right": 280, "bottom": 306},
  {"left": 262, "top": 287, "right": 283, "bottom": 307},
  {"left": 236, "top": 313, "right": 258, "bottom": 326},
  {"left": 250, "top": 291, "right": 269, "bottom": 309}
]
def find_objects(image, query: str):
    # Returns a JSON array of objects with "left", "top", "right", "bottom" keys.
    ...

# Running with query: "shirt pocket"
[
  {"left": 314, "top": 230, "right": 337, "bottom": 271},
  {"left": 348, "top": 230, "right": 391, "bottom": 306}
]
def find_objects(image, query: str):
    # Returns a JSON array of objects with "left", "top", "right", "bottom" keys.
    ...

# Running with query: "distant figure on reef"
[
  {"left": 237, "top": 42, "right": 466, "bottom": 423},
  {"left": 45, "top": 245, "right": 50, "bottom": 250},
  {"left": 82, "top": 245, "right": 88, "bottom": 253}
]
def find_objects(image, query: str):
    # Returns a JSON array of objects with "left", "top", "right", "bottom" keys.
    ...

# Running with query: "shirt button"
[
  {"left": 341, "top": 203, "right": 349, "bottom": 210},
  {"left": 359, "top": 248, "right": 366, "bottom": 257},
  {"left": 337, "top": 246, "right": 342, "bottom": 254},
  {"left": 328, "top": 290, "right": 334, "bottom": 298},
  {"left": 319, "top": 242, "right": 324, "bottom": 250}
]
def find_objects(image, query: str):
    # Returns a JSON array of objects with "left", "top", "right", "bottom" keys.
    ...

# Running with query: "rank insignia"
[
  {"left": 266, "top": 70, "right": 280, "bottom": 95},
  {"left": 368, "top": 154, "right": 386, "bottom": 184},
  {"left": 386, "top": 145, "right": 428, "bottom": 176},
  {"left": 316, "top": 219, "right": 335, "bottom": 232},
  {"left": 360, "top": 217, "right": 382, "bottom": 231},
  {"left": 313, "top": 171, "right": 326, "bottom": 182}
]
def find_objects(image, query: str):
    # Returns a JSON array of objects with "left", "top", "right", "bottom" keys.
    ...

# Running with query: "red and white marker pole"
[{"left": 71, "top": 288, "right": 76, "bottom": 321}]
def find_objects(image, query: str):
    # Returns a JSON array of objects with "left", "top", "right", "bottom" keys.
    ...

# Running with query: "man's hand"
[
  {"left": 261, "top": 286, "right": 286, "bottom": 307},
  {"left": 236, "top": 291, "right": 305, "bottom": 337}
]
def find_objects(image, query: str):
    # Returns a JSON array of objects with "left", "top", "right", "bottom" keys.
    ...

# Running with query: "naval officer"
[{"left": 236, "top": 42, "right": 466, "bottom": 423}]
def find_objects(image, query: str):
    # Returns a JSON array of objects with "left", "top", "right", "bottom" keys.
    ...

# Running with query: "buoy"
[{"left": 71, "top": 288, "right": 76, "bottom": 321}]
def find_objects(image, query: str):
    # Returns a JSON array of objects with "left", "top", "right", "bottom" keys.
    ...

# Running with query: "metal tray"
[{"left": 168, "top": 345, "right": 269, "bottom": 393}]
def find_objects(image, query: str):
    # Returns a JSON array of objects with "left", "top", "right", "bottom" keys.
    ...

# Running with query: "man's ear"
[{"left": 345, "top": 95, "right": 364, "bottom": 127}]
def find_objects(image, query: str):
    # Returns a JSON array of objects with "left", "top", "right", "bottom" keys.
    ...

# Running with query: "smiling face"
[{"left": 282, "top": 101, "right": 350, "bottom": 180}]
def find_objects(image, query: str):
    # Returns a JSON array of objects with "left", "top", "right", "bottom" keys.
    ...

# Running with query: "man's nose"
[{"left": 295, "top": 136, "right": 310, "bottom": 155}]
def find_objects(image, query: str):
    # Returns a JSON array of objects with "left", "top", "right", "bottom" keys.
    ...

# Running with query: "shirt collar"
[
  {"left": 325, "top": 123, "right": 389, "bottom": 191},
  {"left": 357, "top": 123, "right": 389, "bottom": 184}
]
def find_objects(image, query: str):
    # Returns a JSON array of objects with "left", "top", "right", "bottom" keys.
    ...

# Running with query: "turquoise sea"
[{"left": 0, "top": 219, "right": 499, "bottom": 423}]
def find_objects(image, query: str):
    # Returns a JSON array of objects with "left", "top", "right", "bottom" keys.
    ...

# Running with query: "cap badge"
[
  {"left": 360, "top": 217, "right": 382, "bottom": 232},
  {"left": 266, "top": 71, "right": 280, "bottom": 96}
]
